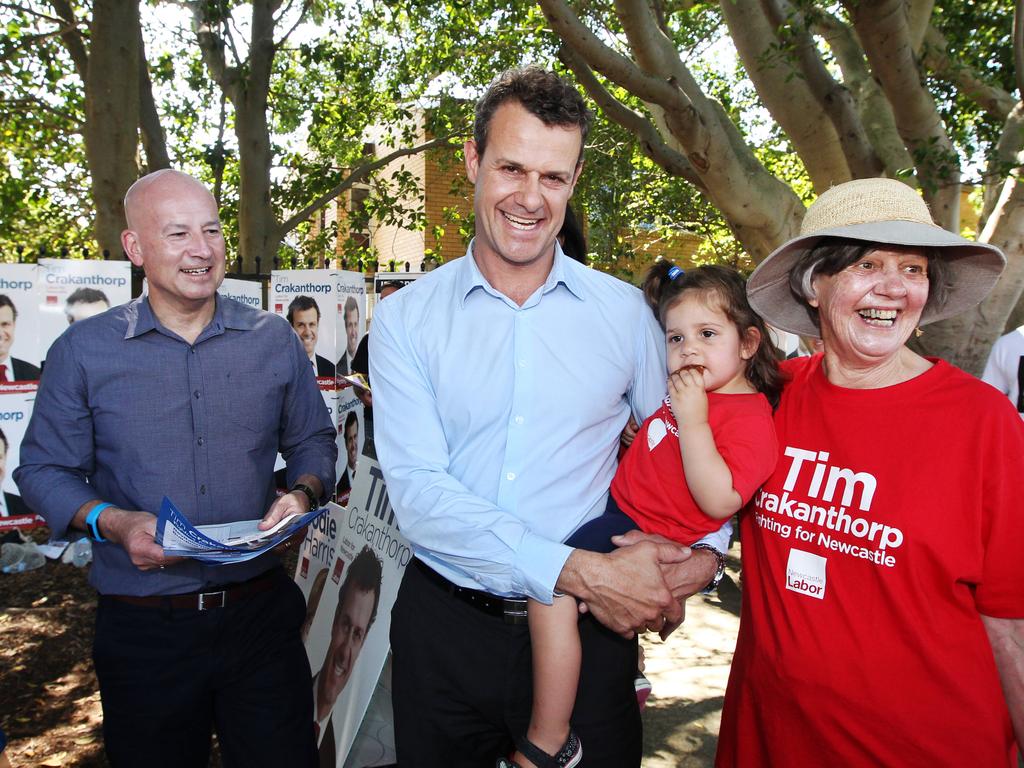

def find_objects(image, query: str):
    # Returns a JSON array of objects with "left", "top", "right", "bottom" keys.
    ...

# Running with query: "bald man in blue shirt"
[{"left": 16, "top": 170, "right": 336, "bottom": 768}]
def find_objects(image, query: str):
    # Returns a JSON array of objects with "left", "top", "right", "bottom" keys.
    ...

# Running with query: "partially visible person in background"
[
  {"left": 982, "top": 323, "right": 1024, "bottom": 419},
  {"left": 558, "top": 204, "right": 587, "bottom": 264},
  {"left": 65, "top": 288, "right": 110, "bottom": 325}
]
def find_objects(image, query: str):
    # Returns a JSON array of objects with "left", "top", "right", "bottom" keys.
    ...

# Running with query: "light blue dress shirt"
[{"left": 370, "top": 243, "right": 731, "bottom": 602}]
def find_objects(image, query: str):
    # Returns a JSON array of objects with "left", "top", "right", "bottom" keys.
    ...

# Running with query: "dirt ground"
[{"left": 0, "top": 532, "right": 741, "bottom": 767}]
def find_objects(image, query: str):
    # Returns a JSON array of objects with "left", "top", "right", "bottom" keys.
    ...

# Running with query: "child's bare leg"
[{"left": 514, "top": 595, "right": 581, "bottom": 767}]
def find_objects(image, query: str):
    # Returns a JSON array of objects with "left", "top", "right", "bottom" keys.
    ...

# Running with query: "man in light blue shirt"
[{"left": 371, "top": 68, "right": 728, "bottom": 767}]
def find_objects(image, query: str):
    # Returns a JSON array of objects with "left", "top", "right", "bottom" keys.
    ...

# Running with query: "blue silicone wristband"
[{"left": 85, "top": 502, "right": 113, "bottom": 543}]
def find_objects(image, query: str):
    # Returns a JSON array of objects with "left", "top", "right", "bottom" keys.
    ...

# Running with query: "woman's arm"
[{"left": 981, "top": 615, "right": 1024, "bottom": 751}]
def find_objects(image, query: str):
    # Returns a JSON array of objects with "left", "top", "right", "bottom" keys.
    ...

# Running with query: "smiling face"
[
  {"left": 810, "top": 247, "right": 929, "bottom": 367},
  {"left": 664, "top": 290, "right": 757, "bottom": 394},
  {"left": 122, "top": 172, "right": 225, "bottom": 320},
  {"left": 291, "top": 307, "right": 319, "bottom": 357},
  {"left": 345, "top": 420, "right": 358, "bottom": 471},
  {"left": 345, "top": 306, "right": 359, "bottom": 358},
  {"left": 0, "top": 306, "right": 14, "bottom": 361},
  {"left": 464, "top": 101, "right": 582, "bottom": 282},
  {"left": 316, "top": 585, "right": 376, "bottom": 715}
]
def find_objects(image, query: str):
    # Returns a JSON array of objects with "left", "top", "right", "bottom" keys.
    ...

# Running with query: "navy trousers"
[{"left": 92, "top": 568, "right": 317, "bottom": 768}]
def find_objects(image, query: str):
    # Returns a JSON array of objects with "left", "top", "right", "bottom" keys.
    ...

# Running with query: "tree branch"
[
  {"left": 278, "top": 136, "right": 458, "bottom": 236},
  {"left": 906, "top": 0, "right": 934, "bottom": 53},
  {"left": 1015, "top": 0, "right": 1024, "bottom": 101},
  {"left": 138, "top": 24, "right": 169, "bottom": 171},
  {"left": 810, "top": 7, "right": 914, "bottom": 177},
  {"left": 537, "top": 0, "right": 688, "bottom": 109},
  {"left": 187, "top": 0, "right": 240, "bottom": 93},
  {"left": 48, "top": 0, "right": 88, "bottom": 79},
  {"left": 846, "top": 0, "right": 960, "bottom": 228},
  {"left": 759, "top": 0, "right": 882, "bottom": 179},
  {"left": 558, "top": 45, "right": 703, "bottom": 188},
  {"left": 920, "top": 25, "right": 1016, "bottom": 122}
]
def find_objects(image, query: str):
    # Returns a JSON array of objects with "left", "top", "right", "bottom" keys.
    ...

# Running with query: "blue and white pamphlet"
[{"left": 155, "top": 497, "right": 328, "bottom": 564}]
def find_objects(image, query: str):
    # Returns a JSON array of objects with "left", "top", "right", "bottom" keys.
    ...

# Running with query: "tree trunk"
[
  {"left": 83, "top": 0, "right": 140, "bottom": 258},
  {"left": 915, "top": 176, "right": 1024, "bottom": 374},
  {"left": 233, "top": 0, "right": 280, "bottom": 272}
]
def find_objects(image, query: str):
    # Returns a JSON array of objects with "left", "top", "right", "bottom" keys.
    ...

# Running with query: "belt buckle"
[
  {"left": 502, "top": 598, "right": 528, "bottom": 625},
  {"left": 198, "top": 590, "right": 226, "bottom": 610}
]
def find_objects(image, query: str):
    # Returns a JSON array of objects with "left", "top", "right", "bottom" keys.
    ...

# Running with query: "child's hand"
[
  {"left": 620, "top": 414, "right": 640, "bottom": 448},
  {"left": 668, "top": 367, "right": 709, "bottom": 427}
]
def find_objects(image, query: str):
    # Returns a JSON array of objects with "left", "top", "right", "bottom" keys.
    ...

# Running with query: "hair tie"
[{"left": 667, "top": 266, "right": 684, "bottom": 281}]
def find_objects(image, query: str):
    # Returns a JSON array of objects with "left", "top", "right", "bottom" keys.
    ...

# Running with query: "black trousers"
[
  {"left": 390, "top": 562, "right": 642, "bottom": 767},
  {"left": 92, "top": 569, "right": 317, "bottom": 768}
]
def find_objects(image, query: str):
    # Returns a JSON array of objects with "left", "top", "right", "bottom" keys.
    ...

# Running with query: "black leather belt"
[
  {"left": 104, "top": 568, "right": 280, "bottom": 611},
  {"left": 415, "top": 558, "right": 528, "bottom": 625}
]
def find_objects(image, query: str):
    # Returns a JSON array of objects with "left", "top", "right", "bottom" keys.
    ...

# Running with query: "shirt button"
[
  {"left": 200, "top": 484, "right": 206, "bottom": 495},
  {"left": 518, "top": 359, "right": 526, "bottom": 368},
  {"left": 197, "top": 437, "right": 204, "bottom": 446},
  {"left": 194, "top": 390, "right": 201, "bottom": 399},
  {"left": 514, "top": 416, "right": 524, "bottom": 425},
  {"left": 506, "top": 472, "right": 516, "bottom": 481}
]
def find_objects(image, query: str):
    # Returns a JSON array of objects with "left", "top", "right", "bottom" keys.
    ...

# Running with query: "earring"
[{"left": 914, "top": 327, "right": 923, "bottom": 338}]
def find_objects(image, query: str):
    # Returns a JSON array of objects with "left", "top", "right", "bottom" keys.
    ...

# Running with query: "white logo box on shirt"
[{"left": 786, "top": 548, "right": 827, "bottom": 599}]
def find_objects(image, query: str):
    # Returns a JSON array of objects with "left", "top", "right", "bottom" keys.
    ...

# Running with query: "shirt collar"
[
  {"left": 125, "top": 294, "right": 258, "bottom": 340},
  {"left": 457, "top": 239, "right": 585, "bottom": 307}
]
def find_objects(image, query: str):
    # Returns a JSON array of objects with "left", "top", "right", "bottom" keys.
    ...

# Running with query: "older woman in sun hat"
[{"left": 715, "top": 178, "right": 1024, "bottom": 767}]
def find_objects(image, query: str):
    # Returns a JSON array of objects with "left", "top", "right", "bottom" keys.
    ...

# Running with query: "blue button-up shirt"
[
  {"left": 370, "top": 243, "right": 730, "bottom": 602},
  {"left": 15, "top": 295, "right": 337, "bottom": 595}
]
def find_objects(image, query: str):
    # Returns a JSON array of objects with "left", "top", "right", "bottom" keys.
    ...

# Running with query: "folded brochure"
[{"left": 155, "top": 497, "right": 327, "bottom": 564}]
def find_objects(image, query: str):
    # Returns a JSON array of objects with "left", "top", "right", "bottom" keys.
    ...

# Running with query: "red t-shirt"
[
  {"left": 612, "top": 392, "right": 777, "bottom": 544},
  {"left": 717, "top": 355, "right": 1024, "bottom": 767}
]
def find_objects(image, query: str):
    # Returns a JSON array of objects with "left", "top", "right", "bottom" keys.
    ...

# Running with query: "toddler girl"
[{"left": 506, "top": 263, "right": 781, "bottom": 768}]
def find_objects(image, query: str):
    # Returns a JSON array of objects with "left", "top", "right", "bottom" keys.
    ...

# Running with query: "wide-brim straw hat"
[{"left": 746, "top": 178, "right": 1005, "bottom": 337}]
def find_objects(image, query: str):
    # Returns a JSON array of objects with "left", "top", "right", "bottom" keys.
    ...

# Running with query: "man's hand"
[
  {"left": 613, "top": 530, "right": 718, "bottom": 639},
  {"left": 259, "top": 490, "right": 308, "bottom": 531},
  {"left": 668, "top": 367, "right": 709, "bottom": 429},
  {"left": 557, "top": 541, "right": 691, "bottom": 638},
  {"left": 98, "top": 507, "right": 184, "bottom": 571}
]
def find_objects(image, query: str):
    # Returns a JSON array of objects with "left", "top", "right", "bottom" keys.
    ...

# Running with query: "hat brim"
[{"left": 747, "top": 220, "right": 1006, "bottom": 338}]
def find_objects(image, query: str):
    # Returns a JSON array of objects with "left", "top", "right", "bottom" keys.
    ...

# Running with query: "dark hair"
[
  {"left": 474, "top": 66, "right": 592, "bottom": 164},
  {"left": 338, "top": 545, "right": 383, "bottom": 628},
  {"left": 643, "top": 262, "right": 784, "bottom": 408},
  {"left": 345, "top": 410, "right": 358, "bottom": 432},
  {"left": 286, "top": 295, "right": 320, "bottom": 324},
  {"left": 787, "top": 238, "right": 950, "bottom": 330},
  {"left": 558, "top": 204, "right": 587, "bottom": 263},
  {"left": 0, "top": 295, "right": 17, "bottom": 321},
  {"left": 344, "top": 295, "right": 359, "bottom": 317},
  {"left": 378, "top": 281, "right": 404, "bottom": 295},
  {"left": 67, "top": 287, "right": 110, "bottom": 306}
]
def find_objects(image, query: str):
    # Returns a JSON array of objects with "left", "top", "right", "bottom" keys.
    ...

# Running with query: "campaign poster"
[
  {"left": 342, "top": 655, "right": 396, "bottom": 768},
  {"left": 0, "top": 263, "right": 42, "bottom": 376},
  {"left": 334, "top": 391, "right": 364, "bottom": 506},
  {"left": 271, "top": 269, "right": 339, "bottom": 384},
  {"left": 336, "top": 271, "right": 366, "bottom": 378},
  {"left": 0, "top": 384, "right": 43, "bottom": 530},
  {"left": 306, "top": 460, "right": 411, "bottom": 768},
  {"left": 271, "top": 270, "right": 339, "bottom": 480},
  {"left": 219, "top": 277, "right": 264, "bottom": 310},
  {"left": 37, "top": 259, "right": 132, "bottom": 361}
]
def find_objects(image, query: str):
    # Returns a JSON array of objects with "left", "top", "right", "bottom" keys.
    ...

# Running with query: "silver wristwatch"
[{"left": 691, "top": 543, "right": 726, "bottom": 595}]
